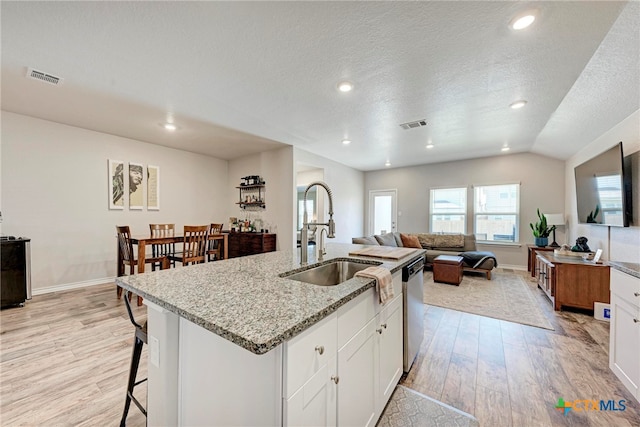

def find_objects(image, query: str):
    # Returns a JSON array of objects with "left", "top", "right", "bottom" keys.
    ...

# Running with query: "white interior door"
[{"left": 369, "top": 190, "right": 397, "bottom": 235}]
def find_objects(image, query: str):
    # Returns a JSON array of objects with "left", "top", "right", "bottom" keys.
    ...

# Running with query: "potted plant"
[{"left": 529, "top": 208, "right": 556, "bottom": 247}]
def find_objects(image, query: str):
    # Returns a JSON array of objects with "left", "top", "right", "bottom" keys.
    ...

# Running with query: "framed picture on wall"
[
  {"left": 108, "top": 159, "right": 125, "bottom": 210},
  {"left": 129, "top": 162, "right": 144, "bottom": 210},
  {"left": 147, "top": 165, "right": 160, "bottom": 210}
]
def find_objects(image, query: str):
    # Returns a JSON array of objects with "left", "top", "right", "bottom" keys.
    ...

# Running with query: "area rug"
[
  {"left": 378, "top": 385, "right": 479, "bottom": 427},
  {"left": 423, "top": 271, "right": 554, "bottom": 330}
]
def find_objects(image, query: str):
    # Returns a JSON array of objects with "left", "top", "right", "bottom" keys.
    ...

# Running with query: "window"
[
  {"left": 474, "top": 184, "right": 519, "bottom": 242},
  {"left": 430, "top": 187, "right": 466, "bottom": 233}
]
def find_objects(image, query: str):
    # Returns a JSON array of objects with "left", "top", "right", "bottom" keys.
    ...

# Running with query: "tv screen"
[{"left": 574, "top": 142, "right": 629, "bottom": 227}]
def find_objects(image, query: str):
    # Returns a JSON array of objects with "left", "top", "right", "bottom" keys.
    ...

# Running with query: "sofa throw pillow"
[
  {"left": 400, "top": 233, "right": 422, "bottom": 248},
  {"left": 352, "top": 236, "right": 380, "bottom": 245},
  {"left": 392, "top": 232, "right": 404, "bottom": 247},
  {"left": 374, "top": 233, "right": 398, "bottom": 247}
]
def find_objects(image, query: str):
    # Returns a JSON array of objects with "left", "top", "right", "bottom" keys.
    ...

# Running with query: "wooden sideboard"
[
  {"left": 535, "top": 252, "right": 610, "bottom": 311},
  {"left": 227, "top": 232, "right": 276, "bottom": 258},
  {"left": 527, "top": 244, "right": 555, "bottom": 277}
]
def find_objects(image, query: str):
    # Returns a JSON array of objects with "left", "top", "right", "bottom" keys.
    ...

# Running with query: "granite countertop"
[
  {"left": 607, "top": 261, "right": 640, "bottom": 279},
  {"left": 115, "top": 242, "right": 425, "bottom": 355}
]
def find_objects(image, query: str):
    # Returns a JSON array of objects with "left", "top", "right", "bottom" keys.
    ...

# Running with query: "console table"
[
  {"left": 535, "top": 252, "right": 610, "bottom": 311},
  {"left": 527, "top": 244, "right": 555, "bottom": 277},
  {"left": 227, "top": 232, "right": 276, "bottom": 258}
]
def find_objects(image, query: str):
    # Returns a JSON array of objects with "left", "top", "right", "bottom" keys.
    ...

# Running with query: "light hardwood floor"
[
  {"left": 1, "top": 285, "right": 147, "bottom": 427},
  {"left": 401, "top": 269, "right": 640, "bottom": 427},
  {"left": 1, "top": 271, "right": 639, "bottom": 426}
]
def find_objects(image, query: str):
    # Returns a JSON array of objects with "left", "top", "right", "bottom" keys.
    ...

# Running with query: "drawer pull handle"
[
  {"left": 634, "top": 292, "right": 640, "bottom": 297},
  {"left": 634, "top": 318, "right": 639, "bottom": 323},
  {"left": 376, "top": 328, "right": 383, "bottom": 334},
  {"left": 315, "top": 345, "right": 324, "bottom": 355},
  {"left": 381, "top": 323, "right": 387, "bottom": 329},
  {"left": 331, "top": 375, "right": 339, "bottom": 384}
]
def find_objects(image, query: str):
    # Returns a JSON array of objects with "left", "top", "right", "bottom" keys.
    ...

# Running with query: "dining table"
[{"left": 117, "top": 233, "right": 229, "bottom": 276}]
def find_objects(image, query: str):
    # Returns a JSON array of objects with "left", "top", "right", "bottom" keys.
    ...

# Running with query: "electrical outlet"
[{"left": 150, "top": 335, "right": 160, "bottom": 367}]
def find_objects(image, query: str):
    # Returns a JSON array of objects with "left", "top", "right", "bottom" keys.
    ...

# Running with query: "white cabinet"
[
  {"left": 336, "top": 273, "right": 404, "bottom": 426},
  {"left": 337, "top": 314, "right": 378, "bottom": 427},
  {"left": 609, "top": 268, "right": 640, "bottom": 403},
  {"left": 285, "top": 357, "right": 337, "bottom": 427},
  {"left": 378, "top": 294, "right": 404, "bottom": 406},
  {"left": 285, "top": 271, "right": 405, "bottom": 427},
  {"left": 284, "top": 313, "right": 338, "bottom": 426}
]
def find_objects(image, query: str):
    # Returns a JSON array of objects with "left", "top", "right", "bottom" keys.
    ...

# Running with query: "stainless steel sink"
[{"left": 281, "top": 260, "right": 380, "bottom": 286}]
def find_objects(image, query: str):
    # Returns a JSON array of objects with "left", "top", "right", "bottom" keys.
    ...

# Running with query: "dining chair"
[
  {"left": 149, "top": 223, "right": 176, "bottom": 270},
  {"left": 169, "top": 225, "right": 209, "bottom": 266},
  {"left": 207, "top": 223, "right": 224, "bottom": 262},
  {"left": 116, "top": 225, "right": 169, "bottom": 305}
]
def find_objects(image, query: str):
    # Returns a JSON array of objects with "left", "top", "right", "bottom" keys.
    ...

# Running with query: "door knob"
[
  {"left": 315, "top": 345, "right": 324, "bottom": 355},
  {"left": 331, "top": 375, "right": 339, "bottom": 384}
]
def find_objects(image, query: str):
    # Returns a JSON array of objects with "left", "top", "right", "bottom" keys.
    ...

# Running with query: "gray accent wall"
[{"left": 364, "top": 152, "right": 566, "bottom": 269}]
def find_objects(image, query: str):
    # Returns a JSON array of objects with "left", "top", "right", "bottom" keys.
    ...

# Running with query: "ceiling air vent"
[
  {"left": 26, "top": 67, "right": 64, "bottom": 86},
  {"left": 399, "top": 119, "right": 428, "bottom": 130}
]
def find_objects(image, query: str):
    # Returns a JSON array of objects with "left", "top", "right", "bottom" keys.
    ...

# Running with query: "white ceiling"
[{"left": 2, "top": 1, "right": 639, "bottom": 171}]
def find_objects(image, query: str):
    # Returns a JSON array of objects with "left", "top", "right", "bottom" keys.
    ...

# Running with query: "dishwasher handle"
[{"left": 403, "top": 257, "right": 425, "bottom": 282}]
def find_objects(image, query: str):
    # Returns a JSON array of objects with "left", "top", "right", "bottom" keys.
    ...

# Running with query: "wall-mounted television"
[{"left": 574, "top": 142, "right": 630, "bottom": 227}]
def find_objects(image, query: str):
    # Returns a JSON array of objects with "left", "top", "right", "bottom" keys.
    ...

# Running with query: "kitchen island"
[{"left": 116, "top": 242, "right": 425, "bottom": 426}]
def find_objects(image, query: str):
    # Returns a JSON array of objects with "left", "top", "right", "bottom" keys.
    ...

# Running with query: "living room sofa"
[{"left": 352, "top": 232, "right": 497, "bottom": 279}]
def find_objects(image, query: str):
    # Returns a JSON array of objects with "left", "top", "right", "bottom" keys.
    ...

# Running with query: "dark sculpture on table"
[{"left": 571, "top": 236, "right": 591, "bottom": 252}]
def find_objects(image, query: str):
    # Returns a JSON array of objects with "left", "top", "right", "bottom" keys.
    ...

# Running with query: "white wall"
[
  {"left": 565, "top": 109, "right": 640, "bottom": 263},
  {"left": 1, "top": 112, "right": 228, "bottom": 293},
  {"left": 294, "top": 148, "right": 365, "bottom": 247},
  {"left": 364, "top": 152, "right": 566, "bottom": 269},
  {"left": 227, "top": 146, "right": 295, "bottom": 251}
]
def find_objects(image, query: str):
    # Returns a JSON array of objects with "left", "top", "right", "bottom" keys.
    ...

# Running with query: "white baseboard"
[
  {"left": 31, "top": 277, "right": 115, "bottom": 296},
  {"left": 499, "top": 264, "right": 527, "bottom": 271}
]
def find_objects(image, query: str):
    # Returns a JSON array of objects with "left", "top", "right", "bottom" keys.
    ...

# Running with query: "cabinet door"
[
  {"left": 609, "top": 295, "right": 640, "bottom": 399},
  {"left": 284, "top": 357, "right": 337, "bottom": 427},
  {"left": 337, "top": 316, "right": 378, "bottom": 427},
  {"left": 378, "top": 295, "right": 403, "bottom": 410}
]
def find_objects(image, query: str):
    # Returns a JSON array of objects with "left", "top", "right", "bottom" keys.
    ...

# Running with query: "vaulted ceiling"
[{"left": 2, "top": 1, "right": 638, "bottom": 171}]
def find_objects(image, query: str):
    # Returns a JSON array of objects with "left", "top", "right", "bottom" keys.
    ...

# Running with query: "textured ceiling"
[{"left": 1, "top": 1, "right": 639, "bottom": 171}]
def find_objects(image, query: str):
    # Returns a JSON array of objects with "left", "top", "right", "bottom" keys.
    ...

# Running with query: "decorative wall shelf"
[{"left": 237, "top": 182, "right": 266, "bottom": 210}]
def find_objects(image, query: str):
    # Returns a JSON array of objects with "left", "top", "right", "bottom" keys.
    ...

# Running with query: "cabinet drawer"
[
  {"left": 337, "top": 288, "right": 377, "bottom": 349},
  {"left": 284, "top": 313, "right": 337, "bottom": 398},
  {"left": 611, "top": 269, "right": 640, "bottom": 308}
]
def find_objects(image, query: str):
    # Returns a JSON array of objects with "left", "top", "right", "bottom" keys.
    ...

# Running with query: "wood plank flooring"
[
  {"left": 401, "top": 269, "right": 640, "bottom": 427},
  {"left": 1, "top": 285, "right": 147, "bottom": 427},
  {"left": 1, "top": 270, "right": 639, "bottom": 426}
]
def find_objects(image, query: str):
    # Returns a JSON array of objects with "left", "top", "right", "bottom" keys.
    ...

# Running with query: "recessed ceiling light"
[
  {"left": 510, "top": 11, "right": 536, "bottom": 30},
  {"left": 426, "top": 143, "right": 434, "bottom": 149},
  {"left": 384, "top": 160, "right": 391, "bottom": 167},
  {"left": 342, "top": 139, "right": 351, "bottom": 145},
  {"left": 509, "top": 100, "right": 527, "bottom": 109},
  {"left": 163, "top": 123, "right": 177, "bottom": 131},
  {"left": 337, "top": 81, "right": 353, "bottom": 92},
  {"left": 501, "top": 146, "right": 510, "bottom": 152}
]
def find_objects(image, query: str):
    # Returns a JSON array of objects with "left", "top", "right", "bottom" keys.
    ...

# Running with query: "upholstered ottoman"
[{"left": 433, "top": 255, "right": 464, "bottom": 285}]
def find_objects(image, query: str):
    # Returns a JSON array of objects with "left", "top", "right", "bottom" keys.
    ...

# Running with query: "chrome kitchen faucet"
[{"left": 300, "top": 181, "right": 335, "bottom": 265}]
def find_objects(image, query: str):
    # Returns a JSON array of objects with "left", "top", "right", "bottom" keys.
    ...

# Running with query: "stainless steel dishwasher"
[{"left": 402, "top": 256, "right": 425, "bottom": 372}]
